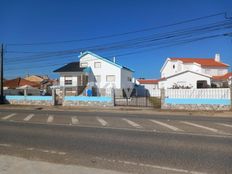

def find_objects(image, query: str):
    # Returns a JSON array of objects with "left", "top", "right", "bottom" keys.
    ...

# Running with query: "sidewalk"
[
  {"left": 0, "top": 155, "right": 128, "bottom": 174},
  {"left": 0, "top": 104, "right": 231, "bottom": 117}
]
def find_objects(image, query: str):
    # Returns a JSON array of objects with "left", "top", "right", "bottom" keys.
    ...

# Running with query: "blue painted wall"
[
  {"left": 64, "top": 96, "right": 112, "bottom": 102},
  {"left": 165, "top": 98, "right": 231, "bottom": 105},
  {"left": 6, "top": 95, "right": 52, "bottom": 101}
]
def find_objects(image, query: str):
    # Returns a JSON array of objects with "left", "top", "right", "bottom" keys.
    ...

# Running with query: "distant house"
[
  {"left": 3, "top": 77, "right": 40, "bottom": 89},
  {"left": 136, "top": 79, "right": 159, "bottom": 96},
  {"left": 25, "top": 75, "right": 49, "bottom": 83},
  {"left": 212, "top": 72, "right": 232, "bottom": 88},
  {"left": 54, "top": 51, "right": 134, "bottom": 95},
  {"left": 25, "top": 75, "right": 53, "bottom": 92},
  {"left": 159, "top": 54, "right": 230, "bottom": 89}
]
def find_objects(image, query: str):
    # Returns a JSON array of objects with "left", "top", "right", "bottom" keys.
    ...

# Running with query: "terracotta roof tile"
[
  {"left": 138, "top": 79, "right": 159, "bottom": 84},
  {"left": 170, "top": 58, "right": 229, "bottom": 67},
  {"left": 4, "top": 78, "right": 40, "bottom": 89},
  {"left": 212, "top": 72, "right": 232, "bottom": 80}
]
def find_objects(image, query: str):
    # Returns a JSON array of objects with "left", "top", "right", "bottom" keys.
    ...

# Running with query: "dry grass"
[{"left": 148, "top": 97, "right": 161, "bottom": 108}]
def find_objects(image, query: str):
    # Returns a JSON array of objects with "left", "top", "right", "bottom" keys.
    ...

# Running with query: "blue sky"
[{"left": 1, "top": 0, "right": 232, "bottom": 79}]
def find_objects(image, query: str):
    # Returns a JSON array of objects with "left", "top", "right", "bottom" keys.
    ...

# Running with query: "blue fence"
[
  {"left": 64, "top": 96, "right": 112, "bottom": 102},
  {"left": 6, "top": 95, "right": 52, "bottom": 101}
]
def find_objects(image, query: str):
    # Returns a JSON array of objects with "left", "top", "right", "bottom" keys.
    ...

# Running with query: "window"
[
  {"left": 65, "top": 80, "right": 72, "bottom": 85},
  {"left": 106, "top": 75, "right": 115, "bottom": 82},
  {"left": 80, "top": 62, "right": 88, "bottom": 67},
  {"left": 95, "top": 75, "right": 101, "bottom": 82},
  {"left": 94, "top": 62, "right": 101, "bottom": 68},
  {"left": 173, "top": 65, "right": 175, "bottom": 69},
  {"left": 64, "top": 76, "right": 72, "bottom": 85},
  {"left": 128, "top": 77, "right": 132, "bottom": 82}
]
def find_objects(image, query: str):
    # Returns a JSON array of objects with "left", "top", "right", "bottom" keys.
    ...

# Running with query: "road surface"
[{"left": 0, "top": 109, "right": 231, "bottom": 174}]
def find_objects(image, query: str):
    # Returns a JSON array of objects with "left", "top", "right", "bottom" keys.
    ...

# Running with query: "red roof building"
[
  {"left": 212, "top": 72, "right": 232, "bottom": 81},
  {"left": 4, "top": 77, "right": 40, "bottom": 89},
  {"left": 170, "top": 58, "right": 229, "bottom": 67},
  {"left": 137, "top": 79, "right": 159, "bottom": 84}
]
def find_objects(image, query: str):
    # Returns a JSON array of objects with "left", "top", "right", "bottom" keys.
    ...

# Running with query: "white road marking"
[
  {"left": 26, "top": 147, "right": 66, "bottom": 155},
  {"left": 181, "top": 121, "right": 221, "bottom": 133},
  {"left": 217, "top": 123, "right": 232, "bottom": 128},
  {"left": 58, "top": 152, "right": 66, "bottom": 155},
  {"left": 96, "top": 157, "right": 207, "bottom": 174},
  {"left": 96, "top": 117, "right": 108, "bottom": 126},
  {"left": 26, "top": 147, "right": 35, "bottom": 151},
  {"left": 0, "top": 143, "right": 12, "bottom": 147},
  {"left": 150, "top": 120, "right": 183, "bottom": 131},
  {"left": 24, "top": 114, "right": 35, "bottom": 121},
  {"left": 71, "top": 116, "right": 79, "bottom": 125},
  {"left": 1, "top": 113, "right": 16, "bottom": 120},
  {"left": 3, "top": 119, "right": 232, "bottom": 138},
  {"left": 122, "top": 118, "right": 142, "bottom": 129},
  {"left": 47, "top": 115, "right": 54, "bottom": 123}
]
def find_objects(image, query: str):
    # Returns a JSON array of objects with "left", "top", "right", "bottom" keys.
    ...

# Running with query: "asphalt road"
[{"left": 0, "top": 109, "right": 231, "bottom": 174}]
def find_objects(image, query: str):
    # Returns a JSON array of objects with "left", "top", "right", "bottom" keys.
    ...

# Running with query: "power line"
[
  {"left": 5, "top": 19, "right": 232, "bottom": 62},
  {"left": 5, "top": 31, "right": 232, "bottom": 72},
  {"left": 6, "top": 12, "right": 226, "bottom": 46}
]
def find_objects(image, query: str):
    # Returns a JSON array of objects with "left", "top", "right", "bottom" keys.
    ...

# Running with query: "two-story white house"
[
  {"left": 79, "top": 51, "right": 134, "bottom": 89},
  {"left": 158, "top": 54, "right": 230, "bottom": 89},
  {"left": 54, "top": 51, "right": 134, "bottom": 95}
]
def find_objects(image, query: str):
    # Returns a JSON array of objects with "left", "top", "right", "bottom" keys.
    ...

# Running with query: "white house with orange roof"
[
  {"left": 212, "top": 72, "right": 232, "bottom": 87},
  {"left": 158, "top": 54, "right": 230, "bottom": 89}
]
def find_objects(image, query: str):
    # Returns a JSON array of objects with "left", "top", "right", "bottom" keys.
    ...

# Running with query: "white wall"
[
  {"left": 161, "top": 60, "right": 182, "bottom": 78},
  {"left": 59, "top": 72, "right": 84, "bottom": 87},
  {"left": 182, "top": 63, "right": 201, "bottom": 73},
  {"left": 121, "top": 68, "right": 134, "bottom": 89},
  {"left": 158, "top": 71, "right": 211, "bottom": 89},
  {"left": 141, "top": 84, "right": 159, "bottom": 96},
  {"left": 202, "top": 67, "right": 228, "bottom": 76},
  {"left": 161, "top": 59, "right": 229, "bottom": 78},
  {"left": 161, "top": 59, "right": 202, "bottom": 78}
]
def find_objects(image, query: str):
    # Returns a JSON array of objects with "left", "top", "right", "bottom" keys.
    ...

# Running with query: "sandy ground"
[{"left": 0, "top": 155, "right": 128, "bottom": 174}]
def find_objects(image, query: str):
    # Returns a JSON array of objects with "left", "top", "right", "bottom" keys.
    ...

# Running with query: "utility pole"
[{"left": 0, "top": 44, "right": 3, "bottom": 104}]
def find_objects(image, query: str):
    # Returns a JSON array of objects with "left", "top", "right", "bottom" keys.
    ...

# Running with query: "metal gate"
[{"left": 114, "top": 89, "right": 161, "bottom": 108}]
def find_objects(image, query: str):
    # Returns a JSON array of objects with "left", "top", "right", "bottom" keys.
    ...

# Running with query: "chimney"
[
  {"left": 215, "top": 53, "right": 220, "bottom": 62},
  {"left": 113, "top": 57, "right": 116, "bottom": 63}
]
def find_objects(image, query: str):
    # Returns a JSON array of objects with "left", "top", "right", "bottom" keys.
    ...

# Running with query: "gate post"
[
  {"left": 62, "top": 87, "right": 65, "bottom": 105},
  {"left": 52, "top": 88, "right": 56, "bottom": 106},
  {"left": 160, "top": 88, "right": 165, "bottom": 109},
  {"left": 111, "top": 88, "right": 115, "bottom": 106},
  {"left": 24, "top": 88, "right": 27, "bottom": 100},
  {"left": 145, "top": 89, "right": 148, "bottom": 107},
  {"left": 230, "top": 87, "right": 232, "bottom": 111}
]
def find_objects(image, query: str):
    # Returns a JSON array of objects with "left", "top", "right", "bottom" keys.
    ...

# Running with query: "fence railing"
[{"left": 165, "top": 88, "right": 230, "bottom": 99}]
